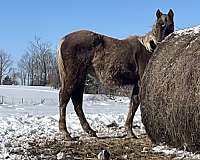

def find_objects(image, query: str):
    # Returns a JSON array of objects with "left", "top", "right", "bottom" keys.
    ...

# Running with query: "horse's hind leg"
[
  {"left": 71, "top": 81, "right": 97, "bottom": 137},
  {"left": 124, "top": 83, "right": 139, "bottom": 138},
  {"left": 59, "top": 85, "right": 72, "bottom": 139}
]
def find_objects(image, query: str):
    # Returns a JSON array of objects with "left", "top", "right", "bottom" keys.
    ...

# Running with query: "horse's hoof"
[
  {"left": 126, "top": 131, "right": 138, "bottom": 139},
  {"left": 88, "top": 130, "right": 97, "bottom": 137},
  {"left": 58, "top": 130, "right": 73, "bottom": 140}
]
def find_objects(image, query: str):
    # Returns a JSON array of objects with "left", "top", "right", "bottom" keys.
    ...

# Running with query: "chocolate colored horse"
[{"left": 57, "top": 9, "right": 174, "bottom": 139}]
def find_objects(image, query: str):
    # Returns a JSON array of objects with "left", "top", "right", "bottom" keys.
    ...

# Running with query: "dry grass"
[{"left": 25, "top": 135, "right": 173, "bottom": 160}]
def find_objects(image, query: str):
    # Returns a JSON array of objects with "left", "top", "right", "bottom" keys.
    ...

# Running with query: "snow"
[
  {"left": 0, "top": 85, "right": 199, "bottom": 159},
  {"left": 174, "top": 25, "right": 200, "bottom": 36},
  {"left": 0, "top": 85, "right": 141, "bottom": 159},
  {"left": 152, "top": 145, "right": 200, "bottom": 159}
]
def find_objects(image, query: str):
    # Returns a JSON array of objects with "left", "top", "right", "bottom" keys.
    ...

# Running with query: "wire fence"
[{"left": 0, "top": 96, "right": 58, "bottom": 105}]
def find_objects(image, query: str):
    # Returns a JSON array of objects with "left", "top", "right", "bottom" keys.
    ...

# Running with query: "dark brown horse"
[{"left": 57, "top": 9, "right": 174, "bottom": 139}]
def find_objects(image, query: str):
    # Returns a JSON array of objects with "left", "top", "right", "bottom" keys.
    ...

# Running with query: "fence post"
[
  {"left": 41, "top": 98, "right": 45, "bottom": 104},
  {"left": 1, "top": 96, "right": 3, "bottom": 104}
]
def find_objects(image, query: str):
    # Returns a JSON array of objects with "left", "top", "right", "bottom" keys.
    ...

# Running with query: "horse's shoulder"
[{"left": 124, "top": 36, "right": 142, "bottom": 48}]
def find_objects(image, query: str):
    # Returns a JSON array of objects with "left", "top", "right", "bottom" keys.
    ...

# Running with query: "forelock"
[{"left": 161, "top": 14, "right": 167, "bottom": 22}]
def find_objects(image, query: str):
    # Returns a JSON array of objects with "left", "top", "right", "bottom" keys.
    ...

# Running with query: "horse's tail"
[{"left": 57, "top": 37, "right": 66, "bottom": 83}]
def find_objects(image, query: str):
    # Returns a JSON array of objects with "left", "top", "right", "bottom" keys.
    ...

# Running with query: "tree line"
[
  {"left": 0, "top": 37, "right": 59, "bottom": 88},
  {"left": 1, "top": 37, "right": 131, "bottom": 96}
]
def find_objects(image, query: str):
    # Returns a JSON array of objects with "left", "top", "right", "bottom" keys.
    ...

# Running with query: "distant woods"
[
  {"left": 17, "top": 37, "right": 59, "bottom": 88},
  {"left": 0, "top": 49, "right": 12, "bottom": 85},
  {"left": 0, "top": 37, "right": 131, "bottom": 96},
  {"left": 0, "top": 37, "right": 59, "bottom": 88}
]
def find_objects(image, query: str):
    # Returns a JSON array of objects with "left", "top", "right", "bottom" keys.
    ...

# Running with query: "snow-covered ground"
[
  {"left": 0, "top": 85, "right": 199, "bottom": 159},
  {"left": 0, "top": 85, "right": 141, "bottom": 159}
]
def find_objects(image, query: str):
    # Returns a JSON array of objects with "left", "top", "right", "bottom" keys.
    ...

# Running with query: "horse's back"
[
  {"left": 61, "top": 30, "right": 102, "bottom": 54},
  {"left": 58, "top": 30, "right": 141, "bottom": 87}
]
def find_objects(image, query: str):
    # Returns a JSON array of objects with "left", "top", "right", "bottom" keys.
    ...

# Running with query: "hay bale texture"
[{"left": 140, "top": 26, "right": 200, "bottom": 152}]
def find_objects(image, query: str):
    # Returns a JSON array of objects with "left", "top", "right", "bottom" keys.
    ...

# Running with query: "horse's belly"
[{"left": 94, "top": 63, "right": 138, "bottom": 87}]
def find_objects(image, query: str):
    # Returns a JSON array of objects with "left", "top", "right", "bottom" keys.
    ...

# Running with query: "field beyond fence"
[{"left": 0, "top": 95, "right": 58, "bottom": 106}]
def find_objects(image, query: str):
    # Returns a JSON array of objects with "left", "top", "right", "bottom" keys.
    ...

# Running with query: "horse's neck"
[{"left": 138, "top": 29, "right": 156, "bottom": 53}]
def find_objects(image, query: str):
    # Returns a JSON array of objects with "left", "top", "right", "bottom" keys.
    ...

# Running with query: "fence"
[{"left": 0, "top": 96, "right": 58, "bottom": 105}]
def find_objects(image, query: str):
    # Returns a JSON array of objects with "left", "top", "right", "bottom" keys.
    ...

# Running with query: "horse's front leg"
[{"left": 124, "top": 83, "right": 140, "bottom": 138}]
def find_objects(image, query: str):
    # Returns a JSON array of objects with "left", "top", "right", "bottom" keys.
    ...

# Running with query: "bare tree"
[
  {"left": 28, "top": 37, "right": 53, "bottom": 86},
  {"left": 18, "top": 37, "right": 57, "bottom": 86},
  {"left": 48, "top": 54, "right": 60, "bottom": 88},
  {"left": 0, "top": 49, "right": 12, "bottom": 85},
  {"left": 18, "top": 53, "right": 29, "bottom": 85},
  {"left": 9, "top": 67, "right": 19, "bottom": 85}
]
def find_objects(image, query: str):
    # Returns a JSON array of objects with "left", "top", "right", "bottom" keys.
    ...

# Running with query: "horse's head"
[
  {"left": 139, "top": 9, "right": 174, "bottom": 53},
  {"left": 154, "top": 9, "right": 174, "bottom": 43}
]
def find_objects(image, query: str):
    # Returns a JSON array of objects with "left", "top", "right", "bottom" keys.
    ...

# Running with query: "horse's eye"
[{"left": 162, "top": 24, "right": 166, "bottom": 28}]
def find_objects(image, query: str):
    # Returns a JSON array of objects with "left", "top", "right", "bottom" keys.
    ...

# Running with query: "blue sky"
[{"left": 0, "top": 0, "right": 199, "bottom": 62}]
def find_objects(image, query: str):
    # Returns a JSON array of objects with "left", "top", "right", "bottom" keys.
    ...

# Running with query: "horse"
[{"left": 57, "top": 9, "right": 174, "bottom": 139}]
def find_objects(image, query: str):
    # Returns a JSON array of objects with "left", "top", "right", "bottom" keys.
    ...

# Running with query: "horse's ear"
[
  {"left": 156, "top": 9, "right": 162, "bottom": 19},
  {"left": 168, "top": 9, "right": 174, "bottom": 19}
]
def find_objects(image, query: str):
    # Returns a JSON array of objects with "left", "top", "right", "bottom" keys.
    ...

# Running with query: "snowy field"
[{"left": 0, "top": 85, "right": 199, "bottom": 159}]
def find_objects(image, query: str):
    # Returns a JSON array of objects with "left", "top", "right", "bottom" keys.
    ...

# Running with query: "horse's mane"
[{"left": 137, "top": 24, "right": 158, "bottom": 52}]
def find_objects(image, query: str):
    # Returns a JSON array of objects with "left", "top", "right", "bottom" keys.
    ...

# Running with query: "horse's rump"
[{"left": 57, "top": 30, "right": 103, "bottom": 83}]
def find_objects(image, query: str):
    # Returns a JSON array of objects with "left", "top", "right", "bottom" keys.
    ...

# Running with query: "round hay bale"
[{"left": 140, "top": 26, "right": 200, "bottom": 152}]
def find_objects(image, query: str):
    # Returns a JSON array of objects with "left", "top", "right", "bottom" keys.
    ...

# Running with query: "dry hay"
[
  {"left": 140, "top": 26, "right": 200, "bottom": 152},
  {"left": 23, "top": 135, "right": 172, "bottom": 159}
]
